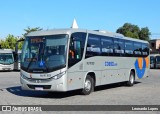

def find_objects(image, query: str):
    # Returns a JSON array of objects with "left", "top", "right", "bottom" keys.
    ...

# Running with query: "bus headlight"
[
  {"left": 20, "top": 72, "right": 28, "bottom": 79},
  {"left": 51, "top": 71, "right": 66, "bottom": 80}
]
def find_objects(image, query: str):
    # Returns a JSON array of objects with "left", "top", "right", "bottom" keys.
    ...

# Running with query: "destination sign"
[{"left": 31, "top": 38, "right": 43, "bottom": 43}]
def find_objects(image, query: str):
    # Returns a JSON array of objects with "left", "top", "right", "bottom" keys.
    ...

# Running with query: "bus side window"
[
  {"left": 142, "top": 43, "right": 149, "bottom": 57},
  {"left": 69, "top": 40, "right": 81, "bottom": 59},
  {"left": 133, "top": 42, "right": 142, "bottom": 57},
  {"left": 85, "top": 34, "right": 101, "bottom": 58},
  {"left": 125, "top": 40, "right": 134, "bottom": 57},
  {"left": 101, "top": 37, "right": 114, "bottom": 56},
  {"left": 68, "top": 32, "right": 86, "bottom": 68},
  {"left": 113, "top": 39, "right": 125, "bottom": 57}
]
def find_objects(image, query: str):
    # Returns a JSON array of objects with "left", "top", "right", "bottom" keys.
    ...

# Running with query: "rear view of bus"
[{"left": 0, "top": 49, "right": 14, "bottom": 71}]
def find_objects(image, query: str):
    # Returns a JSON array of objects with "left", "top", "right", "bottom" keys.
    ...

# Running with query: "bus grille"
[
  {"left": 27, "top": 84, "right": 51, "bottom": 89},
  {"left": 24, "top": 77, "right": 52, "bottom": 83}
]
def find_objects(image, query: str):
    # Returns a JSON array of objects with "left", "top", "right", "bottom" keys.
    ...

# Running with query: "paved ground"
[{"left": 0, "top": 70, "right": 160, "bottom": 113}]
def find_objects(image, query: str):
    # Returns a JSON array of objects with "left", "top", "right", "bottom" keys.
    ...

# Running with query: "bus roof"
[
  {"left": 27, "top": 28, "right": 149, "bottom": 44},
  {"left": 0, "top": 49, "right": 13, "bottom": 53}
]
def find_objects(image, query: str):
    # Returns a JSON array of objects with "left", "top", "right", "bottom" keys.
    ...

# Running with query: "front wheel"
[
  {"left": 127, "top": 71, "right": 135, "bottom": 86},
  {"left": 81, "top": 75, "right": 94, "bottom": 95}
]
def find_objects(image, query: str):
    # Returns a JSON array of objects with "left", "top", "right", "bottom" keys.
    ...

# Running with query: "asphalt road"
[{"left": 0, "top": 70, "right": 160, "bottom": 113}]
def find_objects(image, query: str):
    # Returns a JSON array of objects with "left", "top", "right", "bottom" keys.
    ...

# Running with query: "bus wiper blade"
[
  {"left": 26, "top": 55, "right": 37, "bottom": 72},
  {"left": 44, "top": 62, "right": 49, "bottom": 72}
]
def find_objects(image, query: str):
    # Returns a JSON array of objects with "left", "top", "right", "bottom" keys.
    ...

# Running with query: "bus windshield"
[
  {"left": 150, "top": 56, "right": 155, "bottom": 64},
  {"left": 156, "top": 56, "right": 160, "bottom": 63},
  {"left": 21, "top": 34, "right": 68, "bottom": 73},
  {"left": 0, "top": 53, "right": 14, "bottom": 65},
  {"left": 18, "top": 53, "right": 21, "bottom": 62}
]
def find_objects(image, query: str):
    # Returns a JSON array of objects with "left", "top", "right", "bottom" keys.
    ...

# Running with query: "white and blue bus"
[
  {"left": 0, "top": 49, "right": 14, "bottom": 71},
  {"left": 20, "top": 29, "right": 149, "bottom": 95}
]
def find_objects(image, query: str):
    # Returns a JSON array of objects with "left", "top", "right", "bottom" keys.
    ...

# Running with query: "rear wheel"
[
  {"left": 127, "top": 71, "right": 135, "bottom": 86},
  {"left": 81, "top": 75, "right": 94, "bottom": 95}
]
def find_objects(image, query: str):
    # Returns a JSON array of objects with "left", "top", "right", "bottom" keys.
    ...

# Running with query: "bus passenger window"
[
  {"left": 133, "top": 42, "right": 142, "bottom": 57},
  {"left": 113, "top": 39, "right": 125, "bottom": 56},
  {"left": 125, "top": 40, "right": 134, "bottom": 57},
  {"left": 85, "top": 34, "right": 101, "bottom": 58},
  {"left": 142, "top": 44, "right": 149, "bottom": 57},
  {"left": 101, "top": 37, "right": 114, "bottom": 56}
]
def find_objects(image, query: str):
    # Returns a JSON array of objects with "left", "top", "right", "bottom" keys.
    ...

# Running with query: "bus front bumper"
[
  {"left": 20, "top": 76, "right": 67, "bottom": 92},
  {"left": 0, "top": 65, "right": 13, "bottom": 71},
  {"left": 156, "top": 64, "right": 160, "bottom": 69},
  {"left": 150, "top": 64, "right": 155, "bottom": 69}
]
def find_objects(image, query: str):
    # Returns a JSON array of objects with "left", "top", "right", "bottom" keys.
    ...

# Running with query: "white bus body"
[
  {"left": 0, "top": 49, "right": 14, "bottom": 71},
  {"left": 20, "top": 29, "right": 149, "bottom": 95}
]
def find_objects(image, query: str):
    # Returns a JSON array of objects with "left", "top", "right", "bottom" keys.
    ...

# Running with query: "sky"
[{"left": 0, "top": 0, "right": 160, "bottom": 39}]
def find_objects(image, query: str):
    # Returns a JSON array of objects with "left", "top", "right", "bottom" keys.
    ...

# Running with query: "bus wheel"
[
  {"left": 81, "top": 75, "right": 94, "bottom": 95},
  {"left": 127, "top": 71, "right": 135, "bottom": 86}
]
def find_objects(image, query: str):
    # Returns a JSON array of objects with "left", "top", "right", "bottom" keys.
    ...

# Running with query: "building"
[{"left": 149, "top": 39, "right": 160, "bottom": 54}]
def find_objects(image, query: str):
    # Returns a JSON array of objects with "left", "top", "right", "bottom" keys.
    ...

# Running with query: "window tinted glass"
[
  {"left": 85, "top": 34, "right": 101, "bottom": 58},
  {"left": 142, "top": 43, "right": 149, "bottom": 57},
  {"left": 114, "top": 39, "right": 125, "bottom": 56},
  {"left": 68, "top": 32, "right": 86, "bottom": 67},
  {"left": 125, "top": 40, "right": 134, "bottom": 57},
  {"left": 101, "top": 36, "right": 114, "bottom": 56},
  {"left": 84, "top": 33, "right": 149, "bottom": 58},
  {"left": 133, "top": 42, "right": 142, "bottom": 57}
]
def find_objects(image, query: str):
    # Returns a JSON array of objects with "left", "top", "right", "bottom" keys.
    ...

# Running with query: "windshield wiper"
[
  {"left": 26, "top": 56, "right": 50, "bottom": 73},
  {"left": 26, "top": 54, "right": 37, "bottom": 72},
  {"left": 44, "top": 62, "right": 49, "bottom": 72}
]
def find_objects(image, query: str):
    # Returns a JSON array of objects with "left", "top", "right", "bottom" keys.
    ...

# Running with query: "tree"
[
  {"left": 23, "top": 26, "right": 43, "bottom": 36},
  {"left": 116, "top": 23, "right": 150, "bottom": 41},
  {"left": 139, "top": 27, "right": 150, "bottom": 41},
  {"left": 0, "top": 34, "right": 16, "bottom": 49},
  {"left": 0, "top": 35, "right": 23, "bottom": 50},
  {"left": 16, "top": 36, "right": 24, "bottom": 50}
]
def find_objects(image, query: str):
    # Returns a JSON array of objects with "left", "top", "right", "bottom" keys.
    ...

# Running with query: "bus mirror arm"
[{"left": 15, "top": 39, "right": 24, "bottom": 54}]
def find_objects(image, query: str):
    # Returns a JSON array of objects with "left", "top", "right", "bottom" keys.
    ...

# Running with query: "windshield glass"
[
  {"left": 0, "top": 53, "right": 14, "bottom": 65},
  {"left": 21, "top": 34, "right": 68, "bottom": 73},
  {"left": 156, "top": 56, "right": 160, "bottom": 62},
  {"left": 18, "top": 53, "right": 21, "bottom": 62},
  {"left": 150, "top": 56, "right": 155, "bottom": 64}
]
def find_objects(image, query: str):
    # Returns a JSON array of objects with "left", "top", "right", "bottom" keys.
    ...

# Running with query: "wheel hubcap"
[
  {"left": 130, "top": 74, "right": 134, "bottom": 84},
  {"left": 84, "top": 79, "right": 91, "bottom": 91}
]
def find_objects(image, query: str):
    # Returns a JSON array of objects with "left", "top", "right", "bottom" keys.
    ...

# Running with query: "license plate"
[
  {"left": 2, "top": 68, "right": 9, "bottom": 70},
  {"left": 35, "top": 87, "right": 43, "bottom": 91}
]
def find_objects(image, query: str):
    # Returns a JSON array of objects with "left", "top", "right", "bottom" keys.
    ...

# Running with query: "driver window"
[
  {"left": 69, "top": 40, "right": 81, "bottom": 60},
  {"left": 68, "top": 32, "right": 87, "bottom": 67}
]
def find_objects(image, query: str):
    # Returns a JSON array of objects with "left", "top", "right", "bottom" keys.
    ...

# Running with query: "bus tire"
[
  {"left": 81, "top": 75, "right": 94, "bottom": 95},
  {"left": 127, "top": 71, "right": 135, "bottom": 86}
]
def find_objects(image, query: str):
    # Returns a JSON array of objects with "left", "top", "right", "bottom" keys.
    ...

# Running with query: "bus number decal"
[{"left": 86, "top": 62, "right": 95, "bottom": 65}]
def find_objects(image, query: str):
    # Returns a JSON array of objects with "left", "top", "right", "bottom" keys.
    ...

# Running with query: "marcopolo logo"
[{"left": 134, "top": 57, "right": 149, "bottom": 79}]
